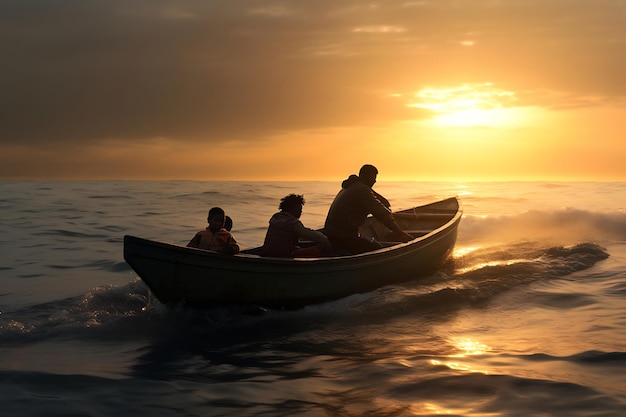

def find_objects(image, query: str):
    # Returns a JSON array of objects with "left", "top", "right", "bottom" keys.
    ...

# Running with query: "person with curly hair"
[{"left": 261, "top": 194, "right": 331, "bottom": 257}]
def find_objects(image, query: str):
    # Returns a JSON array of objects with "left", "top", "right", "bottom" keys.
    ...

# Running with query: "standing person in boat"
[
  {"left": 187, "top": 207, "right": 240, "bottom": 254},
  {"left": 261, "top": 194, "right": 332, "bottom": 257},
  {"left": 323, "top": 164, "right": 413, "bottom": 255}
]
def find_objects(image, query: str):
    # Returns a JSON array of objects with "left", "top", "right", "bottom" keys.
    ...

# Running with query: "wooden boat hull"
[{"left": 123, "top": 197, "right": 462, "bottom": 307}]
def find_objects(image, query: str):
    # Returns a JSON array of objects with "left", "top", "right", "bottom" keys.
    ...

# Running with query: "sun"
[
  {"left": 432, "top": 107, "right": 524, "bottom": 127},
  {"left": 407, "top": 83, "right": 529, "bottom": 127}
]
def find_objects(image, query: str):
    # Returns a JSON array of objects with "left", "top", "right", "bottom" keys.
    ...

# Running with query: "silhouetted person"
[
  {"left": 187, "top": 207, "right": 240, "bottom": 254},
  {"left": 324, "top": 164, "right": 413, "bottom": 255},
  {"left": 261, "top": 194, "right": 332, "bottom": 257},
  {"left": 224, "top": 215, "right": 233, "bottom": 232}
]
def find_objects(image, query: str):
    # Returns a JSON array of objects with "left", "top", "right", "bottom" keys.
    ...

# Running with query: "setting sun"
[
  {"left": 407, "top": 83, "right": 534, "bottom": 128},
  {"left": 432, "top": 107, "right": 531, "bottom": 127}
]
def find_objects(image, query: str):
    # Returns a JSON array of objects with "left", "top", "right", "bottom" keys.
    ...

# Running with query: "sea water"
[{"left": 0, "top": 180, "right": 625, "bottom": 416}]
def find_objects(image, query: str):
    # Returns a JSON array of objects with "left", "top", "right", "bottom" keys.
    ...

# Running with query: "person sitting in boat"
[
  {"left": 187, "top": 207, "right": 240, "bottom": 254},
  {"left": 323, "top": 164, "right": 413, "bottom": 255},
  {"left": 261, "top": 194, "right": 332, "bottom": 257},
  {"left": 224, "top": 215, "right": 233, "bottom": 232}
]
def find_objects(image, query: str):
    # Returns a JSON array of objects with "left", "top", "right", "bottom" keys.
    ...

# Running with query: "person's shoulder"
[
  {"left": 270, "top": 211, "right": 299, "bottom": 227},
  {"left": 269, "top": 211, "right": 286, "bottom": 221},
  {"left": 341, "top": 174, "right": 360, "bottom": 188},
  {"left": 350, "top": 181, "right": 373, "bottom": 196}
]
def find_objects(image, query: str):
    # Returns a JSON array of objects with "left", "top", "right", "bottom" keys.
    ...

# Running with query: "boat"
[{"left": 123, "top": 197, "right": 462, "bottom": 308}]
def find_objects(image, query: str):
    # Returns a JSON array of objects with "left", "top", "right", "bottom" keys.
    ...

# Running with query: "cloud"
[{"left": 0, "top": 0, "right": 625, "bottom": 149}]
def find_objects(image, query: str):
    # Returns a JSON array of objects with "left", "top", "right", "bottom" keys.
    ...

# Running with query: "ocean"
[{"left": 1, "top": 180, "right": 625, "bottom": 417}]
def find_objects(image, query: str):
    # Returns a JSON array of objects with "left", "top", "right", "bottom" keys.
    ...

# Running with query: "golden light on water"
[
  {"left": 412, "top": 401, "right": 501, "bottom": 416},
  {"left": 454, "top": 246, "right": 480, "bottom": 257},
  {"left": 422, "top": 402, "right": 456, "bottom": 415},
  {"left": 454, "top": 246, "right": 498, "bottom": 274},
  {"left": 451, "top": 338, "right": 492, "bottom": 357},
  {"left": 457, "top": 258, "right": 527, "bottom": 274},
  {"left": 430, "top": 337, "right": 492, "bottom": 374}
]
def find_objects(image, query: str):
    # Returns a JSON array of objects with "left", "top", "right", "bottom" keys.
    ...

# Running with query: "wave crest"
[{"left": 461, "top": 209, "right": 626, "bottom": 245}]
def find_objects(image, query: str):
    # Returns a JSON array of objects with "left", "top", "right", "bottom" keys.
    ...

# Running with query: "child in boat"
[
  {"left": 224, "top": 215, "right": 233, "bottom": 232},
  {"left": 261, "top": 194, "right": 332, "bottom": 257},
  {"left": 187, "top": 207, "right": 240, "bottom": 254}
]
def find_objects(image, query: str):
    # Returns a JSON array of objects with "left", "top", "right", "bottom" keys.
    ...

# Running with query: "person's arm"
[
  {"left": 223, "top": 234, "right": 240, "bottom": 254},
  {"left": 382, "top": 217, "right": 414, "bottom": 242},
  {"left": 187, "top": 232, "right": 200, "bottom": 248},
  {"left": 214, "top": 230, "right": 240, "bottom": 254},
  {"left": 364, "top": 190, "right": 413, "bottom": 242},
  {"left": 293, "top": 222, "right": 332, "bottom": 249},
  {"left": 372, "top": 189, "right": 390, "bottom": 209}
]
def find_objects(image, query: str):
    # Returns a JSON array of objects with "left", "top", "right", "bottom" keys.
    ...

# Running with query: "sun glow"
[
  {"left": 408, "top": 83, "right": 532, "bottom": 127},
  {"left": 433, "top": 108, "right": 523, "bottom": 127}
]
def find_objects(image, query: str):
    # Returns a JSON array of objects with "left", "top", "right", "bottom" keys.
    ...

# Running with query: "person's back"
[
  {"left": 261, "top": 194, "right": 331, "bottom": 257},
  {"left": 261, "top": 210, "right": 302, "bottom": 257},
  {"left": 324, "top": 174, "right": 392, "bottom": 239},
  {"left": 324, "top": 165, "right": 412, "bottom": 255}
]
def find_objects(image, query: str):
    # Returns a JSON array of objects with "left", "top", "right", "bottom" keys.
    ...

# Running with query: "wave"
[
  {"left": 388, "top": 373, "right": 626, "bottom": 416},
  {"left": 0, "top": 280, "right": 159, "bottom": 344},
  {"left": 40, "top": 229, "right": 109, "bottom": 239},
  {"left": 461, "top": 209, "right": 626, "bottom": 245},
  {"left": 314, "top": 242, "right": 611, "bottom": 324},
  {"left": 524, "top": 350, "right": 626, "bottom": 365},
  {"left": 78, "top": 260, "right": 132, "bottom": 272},
  {"left": 88, "top": 195, "right": 133, "bottom": 200},
  {"left": 1, "top": 370, "right": 624, "bottom": 417}
]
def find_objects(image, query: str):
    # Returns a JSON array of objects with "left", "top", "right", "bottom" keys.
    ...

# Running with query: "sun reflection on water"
[
  {"left": 451, "top": 338, "right": 492, "bottom": 356},
  {"left": 454, "top": 246, "right": 480, "bottom": 257},
  {"left": 430, "top": 337, "right": 492, "bottom": 375},
  {"left": 411, "top": 401, "right": 500, "bottom": 416},
  {"left": 453, "top": 245, "right": 530, "bottom": 274}
]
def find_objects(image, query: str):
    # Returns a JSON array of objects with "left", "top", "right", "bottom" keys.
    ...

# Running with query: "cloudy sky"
[{"left": 1, "top": 0, "right": 625, "bottom": 180}]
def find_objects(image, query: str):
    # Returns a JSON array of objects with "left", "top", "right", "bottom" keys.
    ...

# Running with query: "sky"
[{"left": 1, "top": 0, "right": 625, "bottom": 181}]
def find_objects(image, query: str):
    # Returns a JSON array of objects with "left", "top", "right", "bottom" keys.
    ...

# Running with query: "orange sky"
[{"left": 1, "top": 1, "right": 625, "bottom": 181}]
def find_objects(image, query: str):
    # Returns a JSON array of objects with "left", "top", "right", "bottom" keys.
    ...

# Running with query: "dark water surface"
[{"left": 1, "top": 181, "right": 625, "bottom": 416}]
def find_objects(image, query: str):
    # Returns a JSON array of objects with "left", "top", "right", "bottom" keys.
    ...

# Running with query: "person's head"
[
  {"left": 224, "top": 215, "right": 233, "bottom": 231},
  {"left": 358, "top": 164, "right": 378, "bottom": 187},
  {"left": 207, "top": 207, "right": 226, "bottom": 232},
  {"left": 279, "top": 194, "right": 305, "bottom": 218}
]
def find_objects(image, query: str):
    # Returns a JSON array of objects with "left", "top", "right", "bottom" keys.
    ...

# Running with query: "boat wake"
[
  {"left": 316, "top": 241, "right": 610, "bottom": 321},
  {"left": 0, "top": 238, "right": 611, "bottom": 346},
  {"left": 0, "top": 280, "right": 158, "bottom": 344}
]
